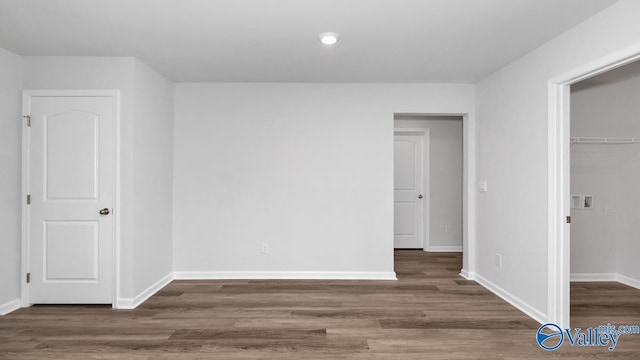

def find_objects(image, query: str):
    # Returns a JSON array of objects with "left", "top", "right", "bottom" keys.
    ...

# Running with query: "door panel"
[
  {"left": 45, "top": 221, "right": 99, "bottom": 280},
  {"left": 394, "top": 135, "right": 425, "bottom": 249},
  {"left": 45, "top": 112, "right": 98, "bottom": 200},
  {"left": 394, "top": 202, "right": 416, "bottom": 235},
  {"left": 28, "top": 95, "right": 114, "bottom": 304},
  {"left": 394, "top": 140, "right": 416, "bottom": 190}
]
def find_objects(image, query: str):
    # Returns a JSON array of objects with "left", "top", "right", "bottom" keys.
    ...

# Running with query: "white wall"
[
  {"left": 0, "top": 47, "right": 23, "bottom": 314},
  {"left": 23, "top": 56, "right": 174, "bottom": 305},
  {"left": 132, "top": 59, "right": 174, "bottom": 296},
  {"left": 394, "top": 115, "right": 463, "bottom": 250},
  {"left": 569, "top": 169, "right": 616, "bottom": 274},
  {"left": 570, "top": 72, "right": 640, "bottom": 282},
  {"left": 475, "top": 0, "right": 640, "bottom": 321},
  {"left": 173, "top": 83, "right": 475, "bottom": 277},
  {"left": 615, "top": 150, "right": 640, "bottom": 284}
]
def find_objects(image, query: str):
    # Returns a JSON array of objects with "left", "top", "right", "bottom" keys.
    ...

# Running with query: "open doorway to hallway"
[{"left": 393, "top": 115, "right": 463, "bottom": 252}]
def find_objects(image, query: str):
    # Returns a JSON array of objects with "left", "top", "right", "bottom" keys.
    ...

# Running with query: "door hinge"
[
  {"left": 566, "top": 216, "right": 571, "bottom": 224},
  {"left": 26, "top": 273, "right": 30, "bottom": 283},
  {"left": 27, "top": 194, "right": 31, "bottom": 205},
  {"left": 23, "top": 115, "right": 31, "bottom": 127}
]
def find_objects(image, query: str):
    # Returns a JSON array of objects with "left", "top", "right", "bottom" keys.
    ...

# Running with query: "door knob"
[
  {"left": 99, "top": 208, "right": 110, "bottom": 215},
  {"left": 418, "top": 194, "right": 423, "bottom": 199}
]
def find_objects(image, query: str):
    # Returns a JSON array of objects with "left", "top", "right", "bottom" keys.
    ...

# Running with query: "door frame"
[
  {"left": 393, "top": 129, "right": 430, "bottom": 250},
  {"left": 547, "top": 43, "right": 640, "bottom": 328},
  {"left": 21, "top": 89, "right": 121, "bottom": 308},
  {"left": 393, "top": 112, "right": 474, "bottom": 278}
]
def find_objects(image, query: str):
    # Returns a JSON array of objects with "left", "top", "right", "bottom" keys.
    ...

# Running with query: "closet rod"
[{"left": 570, "top": 137, "right": 640, "bottom": 145}]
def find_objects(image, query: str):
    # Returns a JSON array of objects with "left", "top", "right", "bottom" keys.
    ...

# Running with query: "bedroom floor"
[{"left": 1, "top": 250, "right": 639, "bottom": 359}]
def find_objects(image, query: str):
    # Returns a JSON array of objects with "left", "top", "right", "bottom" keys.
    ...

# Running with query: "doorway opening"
[
  {"left": 568, "top": 60, "right": 640, "bottom": 326},
  {"left": 548, "top": 43, "right": 640, "bottom": 328},
  {"left": 393, "top": 115, "right": 464, "bottom": 252}
]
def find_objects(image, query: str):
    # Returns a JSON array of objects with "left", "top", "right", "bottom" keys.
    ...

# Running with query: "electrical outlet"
[
  {"left": 479, "top": 180, "right": 488, "bottom": 193},
  {"left": 262, "top": 243, "right": 269, "bottom": 254},
  {"left": 495, "top": 254, "right": 502, "bottom": 268}
]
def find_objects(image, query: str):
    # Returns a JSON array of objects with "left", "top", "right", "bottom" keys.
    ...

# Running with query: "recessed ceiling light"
[{"left": 319, "top": 32, "right": 339, "bottom": 46}]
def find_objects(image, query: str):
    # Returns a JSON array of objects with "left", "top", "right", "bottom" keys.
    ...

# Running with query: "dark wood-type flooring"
[{"left": 1, "top": 250, "right": 639, "bottom": 359}]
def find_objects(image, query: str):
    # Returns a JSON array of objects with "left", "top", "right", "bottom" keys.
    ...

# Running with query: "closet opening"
[{"left": 568, "top": 60, "right": 640, "bottom": 327}]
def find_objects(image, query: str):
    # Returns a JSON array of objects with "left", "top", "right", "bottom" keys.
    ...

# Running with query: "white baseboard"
[
  {"left": 0, "top": 298, "right": 21, "bottom": 316},
  {"left": 473, "top": 273, "right": 546, "bottom": 325},
  {"left": 115, "top": 272, "right": 174, "bottom": 309},
  {"left": 571, "top": 272, "right": 640, "bottom": 290},
  {"left": 173, "top": 271, "right": 398, "bottom": 281},
  {"left": 426, "top": 246, "right": 463, "bottom": 252},
  {"left": 459, "top": 269, "right": 473, "bottom": 280},
  {"left": 115, "top": 298, "right": 135, "bottom": 309},
  {"left": 617, "top": 274, "right": 640, "bottom": 290},
  {"left": 570, "top": 273, "right": 617, "bottom": 282}
]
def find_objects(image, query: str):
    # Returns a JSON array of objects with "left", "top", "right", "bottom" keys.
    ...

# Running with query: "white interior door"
[
  {"left": 27, "top": 95, "right": 114, "bottom": 304},
  {"left": 394, "top": 134, "right": 426, "bottom": 249}
]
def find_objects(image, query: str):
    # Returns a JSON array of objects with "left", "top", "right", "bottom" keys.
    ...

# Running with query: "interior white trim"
[
  {"left": 463, "top": 113, "right": 476, "bottom": 283},
  {"left": 174, "top": 271, "right": 398, "bottom": 281},
  {"left": 0, "top": 299, "right": 21, "bottom": 316},
  {"left": 548, "top": 41, "right": 640, "bottom": 329},
  {"left": 393, "top": 113, "right": 474, "bottom": 278},
  {"left": 617, "top": 274, "right": 640, "bottom": 290},
  {"left": 116, "top": 272, "right": 174, "bottom": 309},
  {"left": 473, "top": 273, "right": 546, "bottom": 325},
  {"left": 570, "top": 273, "right": 617, "bottom": 282},
  {"left": 459, "top": 269, "right": 473, "bottom": 280},
  {"left": 571, "top": 273, "right": 640, "bottom": 290},
  {"left": 426, "top": 246, "right": 463, "bottom": 252},
  {"left": 112, "top": 92, "right": 122, "bottom": 309},
  {"left": 21, "top": 89, "right": 121, "bottom": 308},
  {"left": 20, "top": 93, "right": 30, "bottom": 308},
  {"left": 111, "top": 270, "right": 399, "bottom": 309},
  {"left": 547, "top": 81, "right": 570, "bottom": 329}
]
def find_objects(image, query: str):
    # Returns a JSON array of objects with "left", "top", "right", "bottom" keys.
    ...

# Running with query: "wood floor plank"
[{"left": 1, "top": 250, "right": 639, "bottom": 359}]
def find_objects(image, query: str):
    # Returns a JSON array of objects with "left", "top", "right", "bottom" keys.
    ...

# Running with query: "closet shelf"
[{"left": 570, "top": 137, "right": 640, "bottom": 145}]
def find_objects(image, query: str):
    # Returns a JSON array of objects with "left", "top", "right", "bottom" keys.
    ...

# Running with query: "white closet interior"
[{"left": 569, "top": 60, "right": 640, "bottom": 289}]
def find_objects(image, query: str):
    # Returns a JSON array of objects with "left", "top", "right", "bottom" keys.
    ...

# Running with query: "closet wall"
[{"left": 570, "top": 62, "right": 640, "bottom": 285}]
